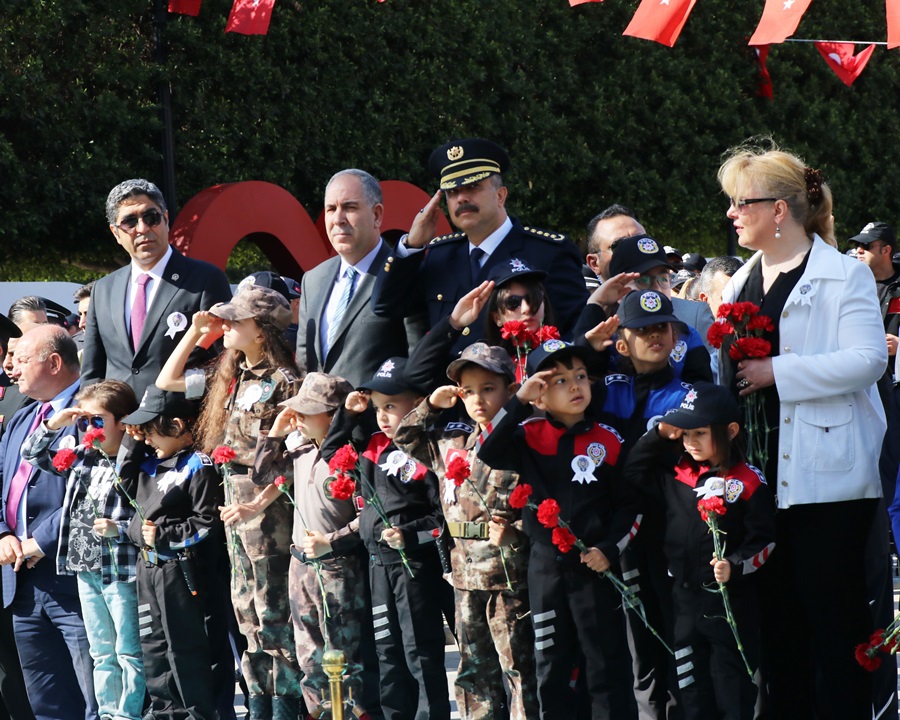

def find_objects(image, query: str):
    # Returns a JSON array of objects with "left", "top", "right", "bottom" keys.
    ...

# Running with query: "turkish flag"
[
  {"left": 168, "top": 0, "right": 201, "bottom": 15},
  {"left": 888, "top": 0, "right": 900, "bottom": 49},
  {"left": 623, "top": 0, "right": 698, "bottom": 47},
  {"left": 225, "top": 0, "right": 276, "bottom": 35},
  {"left": 749, "top": 0, "right": 813, "bottom": 46},
  {"left": 755, "top": 45, "right": 774, "bottom": 100},
  {"left": 814, "top": 42, "right": 876, "bottom": 86},
  {"left": 569, "top": 0, "right": 603, "bottom": 5}
]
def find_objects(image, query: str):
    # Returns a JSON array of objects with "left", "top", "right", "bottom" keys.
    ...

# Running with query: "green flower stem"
[
  {"left": 708, "top": 515, "right": 754, "bottom": 680},
  {"left": 219, "top": 463, "right": 248, "bottom": 590},
  {"left": 356, "top": 473, "right": 415, "bottom": 579},
  {"left": 462, "top": 477, "right": 514, "bottom": 592},
  {"left": 74, "top": 466, "right": 119, "bottom": 576}
]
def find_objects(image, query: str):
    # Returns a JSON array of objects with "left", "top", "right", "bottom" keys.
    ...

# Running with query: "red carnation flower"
[
  {"left": 533, "top": 325, "right": 560, "bottom": 343},
  {"left": 746, "top": 314, "right": 774, "bottom": 333},
  {"left": 697, "top": 496, "right": 726, "bottom": 522},
  {"left": 537, "top": 498, "right": 561, "bottom": 529},
  {"left": 728, "top": 302, "right": 758, "bottom": 322},
  {"left": 729, "top": 337, "right": 772, "bottom": 361},
  {"left": 552, "top": 526, "right": 577, "bottom": 554},
  {"left": 706, "top": 321, "right": 735, "bottom": 349},
  {"left": 716, "top": 303, "right": 733, "bottom": 320},
  {"left": 274, "top": 475, "right": 287, "bottom": 488},
  {"left": 501, "top": 320, "right": 530, "bottom": 344},
  {"left": 329, "top": 475, "right": 356, "bottom": 501},
  {"left": 211, "top": 445, "right": 237, "bottom": 464},
  {"left": 52, "top": 448, "right": 78, "bottom": 472},
  {"left": 328, "top": 444, "right": 359, "bottom": 475},
  {"left": 509, "top": 483, "right": 533, "bottom": 509},
  {"left": 855, "top": 643, "right": 882, "bottom": 672},
  {"left": 445, "top": 456, "right": 471, "bottom": 487},
  {"left": 82, "top": 427, "right": 106, "bottom": 449}
]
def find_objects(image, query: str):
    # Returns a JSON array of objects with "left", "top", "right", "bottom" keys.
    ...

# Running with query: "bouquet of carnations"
[{"left": 501, "top": 321, "right": 560, "bottom": 382}]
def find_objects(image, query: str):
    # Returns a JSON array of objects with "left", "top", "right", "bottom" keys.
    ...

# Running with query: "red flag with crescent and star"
[
  {"left": 749, "top": 0, "right": 813, "bottom": 45},
  {"left": 623, "top": 0, "right": 698, "bottom": 47},
  {"left": 887, "top": 0, "right": 900, "bottom": 49},
  {"left": 814, "top": 42, "right": 876, "bottom": 86},
  {"left": 225, "top": 0, "right": 276, "bottom": 35}
]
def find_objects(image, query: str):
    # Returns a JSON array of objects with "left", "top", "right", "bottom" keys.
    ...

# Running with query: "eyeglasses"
[
  {"left": 115, "top": 209, "right": 163, "bottom": 232},
  {"left": 634, "top": 274, "right": 672, "bottom": 290},
  {"left": 500, "top": 294, "right": 540, "bottom": 312},
  {"left": 76, "top": 415, "right": 105, "bottom": 432},
  {"left": 729, "top": 197, "right": 779, "bottom": 213},
  {"left": 855, "top": 242, "right": 886, "bottom": 253}
]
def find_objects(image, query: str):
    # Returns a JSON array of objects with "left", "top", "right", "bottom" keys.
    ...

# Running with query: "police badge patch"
[
  {"left": 725, "top": 478, "right": 744, "bottom": 503},
  {"left": 639, "top": 292, "right": 662, "bottom": 312},
  {"left": 586, "top": 442, "right": 607, "bottom": 467},
  {"left": 637, "top": 237, "right": 660, "bottom": 254},
  {"left": 670, "top": 340, "right": 687, "bottom": 363}
]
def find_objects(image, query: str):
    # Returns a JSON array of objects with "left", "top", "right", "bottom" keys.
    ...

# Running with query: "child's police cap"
[
  {"left": 447, "top": 343, "right": 516, "bottom": 383},
  {"left": 281, "top": 372, "right": 353, "bottom": 415},
  {"left": 210, "top": 286, "right": 292, "bottom": 330},
  {"left": 123, "top": 386, "right": 198, "bottom": 426},
  {"left": 662, "top": 382, "right": 740, "bottom": 430},
  {"left": 609, "top": 234, "right": 677, "bottom": 277},
  {"left": 358, "top": 357, "right": 423, "bottom": 396},
  {"left": 429, "top": 139, "right": 510, "bottom": 190},
  {"left": 486, "top": 257, "right": 547, "bottom": 289},
  {"left": 617, "top": 290, "right": 680, "bottom": 329},
  {"left": 525, "top": 339, "right": 592, "bottom": 376}
]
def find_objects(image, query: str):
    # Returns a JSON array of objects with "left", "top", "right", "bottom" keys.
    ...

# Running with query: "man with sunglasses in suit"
[{"left": 81, "top": 179, "right": 232, "bottom": 399}]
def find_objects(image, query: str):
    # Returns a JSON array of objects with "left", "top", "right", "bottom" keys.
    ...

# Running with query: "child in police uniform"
[
  {"left": 623, "top": 383, "right": 775, "bottom": 719},
  {"left": 120, "top": 387, "right": 226, "bottom": 720},
  {"left": 477, "top": 340, "right": 639, "bottom": 720},
  {"left": 323, "top": 357, "right": 450, "bottom": 720},
  {"left": 394, "top": 342, "right": 538, "bottom": 720}
]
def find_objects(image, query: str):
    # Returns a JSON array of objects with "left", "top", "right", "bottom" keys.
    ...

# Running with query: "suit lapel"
[
  {"left": 110, "top": 268, "right": 131, "bottom": 355},
  {"left": 309, "top": 257, "right": 341, "bottom": 363},
  {"left": 325, "top": 245, "right": 388, "bottom": 359},
  {"left": 138, "top": 249, "right": 184, "bottom": 353}
]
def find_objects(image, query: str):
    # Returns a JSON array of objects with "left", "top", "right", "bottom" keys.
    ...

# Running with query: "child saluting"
[
  {"left": 623, "top": 382, "right": 775, "bottom": 720},
  {"left": 477, "top": 339, "right": 639, "bottom": 720}
]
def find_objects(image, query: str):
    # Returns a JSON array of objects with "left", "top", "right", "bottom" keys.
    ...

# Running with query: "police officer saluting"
[{"left": 373, "top": 139, "right": 587, "bottom": 353}]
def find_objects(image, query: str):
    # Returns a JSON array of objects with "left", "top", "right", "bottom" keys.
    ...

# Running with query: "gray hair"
[
  {"left": 106, "top": 179, "right": 167, "bottom": 224},
  {"left": 8, "top": 296, "right": 46, "bottom": 325},
  {"left": 699, "top": 256, "right": 744, "bottom": 295},
  {"left": 325, "top": 169, "right": 383, "bottom": 206}
]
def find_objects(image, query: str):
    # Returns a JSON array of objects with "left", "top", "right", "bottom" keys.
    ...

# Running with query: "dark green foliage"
[{"left": 1, "top": 0, "right": 899, "bottom": 280}]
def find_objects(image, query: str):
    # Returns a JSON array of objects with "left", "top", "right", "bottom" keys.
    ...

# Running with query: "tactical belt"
[
  {"left": 447, "top": 521, "right": 489, "bottom": 540},
  {"left": 141, "top": 548, "right": 176, "bottom": 565}
]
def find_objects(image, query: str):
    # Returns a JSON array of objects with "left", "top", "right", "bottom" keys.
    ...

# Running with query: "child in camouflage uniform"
[
  {"left": 156, "top": 286, "right": 302, "bottom": 720},
  {"left": 253, "top": 372, "right": 372, "bottom": 712},
  {"left": 394, "top": 342, "right": 538, "bottom": 720}
]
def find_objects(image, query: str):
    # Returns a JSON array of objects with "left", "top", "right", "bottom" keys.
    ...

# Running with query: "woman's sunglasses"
[{"left": 76, "top": 416, "right": 105, "bottom": 432}]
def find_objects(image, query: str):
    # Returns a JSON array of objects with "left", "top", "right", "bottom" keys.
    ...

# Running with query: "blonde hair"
[{"left": 718, "top": 140, "right": 835, "bottom": 247}]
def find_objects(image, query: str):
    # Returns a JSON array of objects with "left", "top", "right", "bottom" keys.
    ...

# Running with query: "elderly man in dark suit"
[
  {"left": 297, "top": 168, "right": 425, "bottom": 388},
  {"left": 0, "top": 326, "right": 94, "bottom": 720},
  {"left": 372, "top": 138, "right": 588, "bottom": 352},
  {"left": 81, "top": 178, "right": 232, "bottom": 398}
]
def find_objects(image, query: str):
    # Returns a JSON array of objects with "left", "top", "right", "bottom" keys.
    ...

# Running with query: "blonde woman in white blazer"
[{"left": 717, "top": 144, "right": 887, "bottom": 720}]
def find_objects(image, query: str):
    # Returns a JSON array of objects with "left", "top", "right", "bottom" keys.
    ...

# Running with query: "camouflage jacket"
[{"left": 394, "top": 399, "right": 529, "bottom": 591}]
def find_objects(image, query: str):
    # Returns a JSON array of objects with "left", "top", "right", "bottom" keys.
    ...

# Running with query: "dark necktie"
[{"left": 469, "top": 247, "right": 486, "bottom": 285}]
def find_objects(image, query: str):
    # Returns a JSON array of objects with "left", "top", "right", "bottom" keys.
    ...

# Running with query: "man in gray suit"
[
  {"left": 297, "top": 169, "right": 425, "bottom": 388},
  {"left": 81, "top": 179, "right": 232, "bottom": 398}
]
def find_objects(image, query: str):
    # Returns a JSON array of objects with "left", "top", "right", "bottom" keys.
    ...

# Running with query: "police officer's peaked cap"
[{"left": 429, "top": 139, "right": 510, "bottom": 190}]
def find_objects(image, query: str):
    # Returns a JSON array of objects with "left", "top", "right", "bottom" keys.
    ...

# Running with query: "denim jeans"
[{"left": 77, "top": 571, "right": 145, "bottom": 720}]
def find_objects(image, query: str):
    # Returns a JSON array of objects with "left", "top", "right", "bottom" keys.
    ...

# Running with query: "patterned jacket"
[
  {"left": 394, "top": 400, "right": 528, "bottom": 591},
  {"left": 22, "top": 423, "right": 138, "bottom": 585}
]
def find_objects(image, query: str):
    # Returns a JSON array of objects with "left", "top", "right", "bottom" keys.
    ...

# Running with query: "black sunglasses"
[
  {"left": 115, "top": 209, "right": 163, "bottom": 231},
  {"left": 76, "top": 415, "right": 105, "bottom": 432}
]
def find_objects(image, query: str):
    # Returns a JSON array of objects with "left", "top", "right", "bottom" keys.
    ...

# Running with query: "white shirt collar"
[
  {"left": 339, "top": 238, "right": 383, "bottom": 276},
  {"left": 48, "top": 379, "right": 80, "bottom": 413},
  {"left": 469, "top": 216, "right": 512, "bottom": 258},
  {"left": 131, "top": 245, "right": 173, "bottom": 283}
]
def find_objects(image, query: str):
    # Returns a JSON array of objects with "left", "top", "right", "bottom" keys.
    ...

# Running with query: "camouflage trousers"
[
  {"left": 232, "top": 538, "right": 303, "bottom": 696},
  {"left": 454, "top": 587, "right": 539, "bottom": 720},
  {"left": 288, "top": 552, "right": 366, "bottom": 711}
]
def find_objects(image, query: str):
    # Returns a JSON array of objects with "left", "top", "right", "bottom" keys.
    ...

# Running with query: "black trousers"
[
  {"left": 528, "top": 544, "right": 636, "bottom": 720},
  {"left": 758, "top": 499, "right": 876, "bottom": 720},
  {"left": 137, "top": 558, "right": 217, "bottom": 720},
  {"left": 369, "top": 559, "right": 450, "bottom": 720},
  {"left": 672, "top": 582, "right": 759, "bottom": 720}
]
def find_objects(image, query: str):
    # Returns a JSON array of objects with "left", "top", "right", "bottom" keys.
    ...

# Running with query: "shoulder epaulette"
[
  {"left": 522, "top": 226, "right": 567, "bottom": 243},
  {"left": 605, "top": 373, "right": 631, "bottom": 386},
  {"left": 195, "top": 452, "right": 213, "bottom": 467},
  {"left": 429, "top": 231, "right": 467, "bottom": 245},
  {"left": 276, "top": 367, "right": 297, "bottom": 383},
  {"left": 443, "top": 421, "right": 474, "bottom": 436}
]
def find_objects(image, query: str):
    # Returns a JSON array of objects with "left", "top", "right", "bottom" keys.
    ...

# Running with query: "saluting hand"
[
  {"left": 405, "top": 190, "right": 444, "bottom": 249},
  {"left": 450, "top": 281, "right": 495, "bottom": 330}
]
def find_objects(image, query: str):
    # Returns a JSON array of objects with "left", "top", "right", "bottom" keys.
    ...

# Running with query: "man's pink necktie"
[
  {"left": 5, "top": 402, "right": 52, "bottom": 531},
  {"left": 131, "top": 273, "right": 151, "bottom": 352}
]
